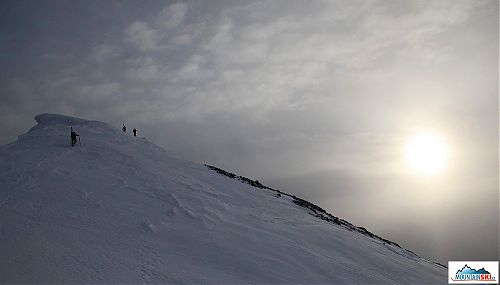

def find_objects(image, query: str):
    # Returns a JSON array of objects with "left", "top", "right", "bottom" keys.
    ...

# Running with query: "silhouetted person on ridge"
[
  {"left": 70, "top": 127, "right": 79, "bottom": 147},
  {"left": 133, "top": 128, "right": 137, "bottom": 137},
  {"left": 122, "top": 124, "right": 126, "bottom": 133}
]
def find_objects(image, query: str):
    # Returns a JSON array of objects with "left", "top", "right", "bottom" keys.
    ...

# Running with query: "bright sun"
[{"left": 405, "top": 133, "right": 449, "bottom": 176}]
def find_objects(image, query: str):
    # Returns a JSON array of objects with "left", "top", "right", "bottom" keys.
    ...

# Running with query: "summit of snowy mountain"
[
  {"left": 0, "top": 113, "right": 446, "bottom": 283},
  {"left": 35, "top": 113, "right": 101, "bottom": 126}
]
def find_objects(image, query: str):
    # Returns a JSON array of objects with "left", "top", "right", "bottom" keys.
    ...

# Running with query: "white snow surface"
[{"left": 0, "top": 113, "right": 446, "bottom": 283}]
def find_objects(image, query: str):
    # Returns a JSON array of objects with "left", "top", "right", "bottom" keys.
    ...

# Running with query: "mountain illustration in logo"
[{"left": 456, "top": 265, "right": 491, "bottom": 275}]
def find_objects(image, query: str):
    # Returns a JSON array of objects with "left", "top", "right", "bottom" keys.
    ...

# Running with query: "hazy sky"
[{"left": 0, "top": 0, "right": 498, "bottom": 264}]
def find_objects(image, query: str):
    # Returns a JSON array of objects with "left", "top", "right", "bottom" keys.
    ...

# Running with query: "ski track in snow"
[{"left": 0, "top": 113, "right": 446, "bottom": 283}]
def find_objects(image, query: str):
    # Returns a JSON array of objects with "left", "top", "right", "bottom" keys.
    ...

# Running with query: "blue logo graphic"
[
  {"left": 457, "top": 265, "right": 491, "bottom": 275},
  {"left": 452, "top": 264, "right": 496, "bottom": 282}
]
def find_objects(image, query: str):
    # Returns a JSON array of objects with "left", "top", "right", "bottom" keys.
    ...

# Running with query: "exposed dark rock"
[{"left": 205, "top": 164, "right": 407, "bottom": 252}]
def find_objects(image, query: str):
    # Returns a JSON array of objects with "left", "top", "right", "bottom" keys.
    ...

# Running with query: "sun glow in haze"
[{"left": 405, "top": 133, "right": 449, "bottom": 176}]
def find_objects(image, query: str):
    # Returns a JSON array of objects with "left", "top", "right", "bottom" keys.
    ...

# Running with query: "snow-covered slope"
[{"left": 0, "top": 113, "right": 446, "bottom": 283}]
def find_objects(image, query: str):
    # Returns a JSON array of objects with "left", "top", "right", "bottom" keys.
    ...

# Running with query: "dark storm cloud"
[{"left": 0, "top": 0, "right": 497, "bottom": 263}]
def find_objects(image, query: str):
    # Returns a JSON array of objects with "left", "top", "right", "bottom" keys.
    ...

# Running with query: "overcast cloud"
[{"left": 0, "top": 0, "right": 498, "bottom": 263}]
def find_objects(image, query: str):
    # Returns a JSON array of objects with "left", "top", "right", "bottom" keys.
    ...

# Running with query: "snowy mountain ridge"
[
  {"left": 0, "top": 113, "right": 446, "bottom": 283},
  {"left": 205, "top": 164, "right": 423, "bottom": 254}
]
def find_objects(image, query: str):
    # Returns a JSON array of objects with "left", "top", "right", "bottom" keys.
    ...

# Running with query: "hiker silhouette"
[
  {"left": 122, "top": 124, "right": 126, "bottom": 133},
  {"left": 133, "top": 128, "right": 137, "bottom": 137},
  {"left": 70, "top": 127, "right": 79, "bottom": 146}
]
